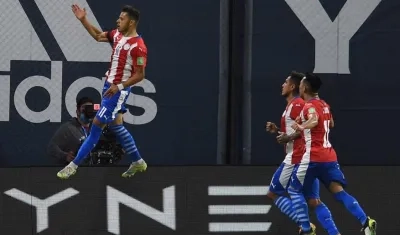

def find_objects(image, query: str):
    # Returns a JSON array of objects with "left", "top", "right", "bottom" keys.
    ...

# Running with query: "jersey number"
[{"left": 323, "top": 120, "right": 332, "bottom": 148}]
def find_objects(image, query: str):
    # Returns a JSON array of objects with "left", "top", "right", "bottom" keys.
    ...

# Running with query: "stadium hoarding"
[{"left": 0, "top": 166, "right": 396, "bottom": 234}]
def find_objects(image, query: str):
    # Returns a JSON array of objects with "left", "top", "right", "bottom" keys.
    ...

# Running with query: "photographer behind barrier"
[
  {"left": 47, "top": 97, "right": 94, "bottom": 165},
  {"left": 47, "top": 97, "right": 125, "bottom": 165}
]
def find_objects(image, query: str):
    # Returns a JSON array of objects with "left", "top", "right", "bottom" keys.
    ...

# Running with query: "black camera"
[
  {"left": 88, "top": 126, "right": 124, "bottom": 165},
  {"left": 80, "top": 104, "right": 124, "bottom": 165}
]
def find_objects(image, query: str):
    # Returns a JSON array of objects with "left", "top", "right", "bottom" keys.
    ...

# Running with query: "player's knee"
[
  {"left": 307, "top": 198, "right": 321, "bottom": 209},
  {"left": 110, "top": 113, "right": 124, "bottom": 126},
  {"left": 93, "top": 117, "right": 106, "bottom": 128},
  {"left": 266, "top": 191, "right": 278, "bottom": 200},
  {"left": 328, "top": 181, "right": 344, "bottom": 194}
]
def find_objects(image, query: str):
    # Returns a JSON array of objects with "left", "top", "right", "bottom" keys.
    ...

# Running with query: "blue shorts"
[
  {"left": 96, "top": 82, "right": 131, "bottom": 123},
  {"left": 268, "top": 163, "right": 320, "bottom": 199},
  {"left": 289, "top": 161, "right": 347, "bottom": 193}
]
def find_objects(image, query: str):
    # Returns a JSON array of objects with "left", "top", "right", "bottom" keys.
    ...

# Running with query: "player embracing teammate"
[{"left": 266, "top": 72, "right": 377, "bottom": 235}]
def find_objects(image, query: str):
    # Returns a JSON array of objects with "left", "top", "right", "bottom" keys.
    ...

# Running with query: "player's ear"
[{"left": 305, "top": 84, "right": 311, "bottom": 93}]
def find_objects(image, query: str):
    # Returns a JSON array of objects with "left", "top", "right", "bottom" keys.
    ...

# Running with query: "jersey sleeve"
[
  {"left": 131, "top": 44, "right": 148, "bottom": 68},
  {"left": 289, "top": 101, "right": 304, "bottom": 120},
  {"left": 302, "top": 103, "right": 317, "bottom": 121},
  {"left": 105, "top": 29, "right": 118, "bottom": 43}
]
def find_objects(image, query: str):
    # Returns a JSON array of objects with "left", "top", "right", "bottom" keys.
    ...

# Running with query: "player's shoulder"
[
  {"left": 292, "top": 97, "right": 305, "bottom": 106},
  {"left": 131, "top": 36, "right": 147, "bottom": 51},
  {"left": 108, "top": 29, "right": 119, "bottom": 37},
  {"left": 320, "top": 99, "right": 331, "bottom": 108},
  {"left": 135, "top": 36, "right": 146, "bottom": 46},
  {"left": 303, "top": 102, "right": 317, "bottom": 115},
  {"left": 303, "top": 101, "right": 315, "bottom": 109}
]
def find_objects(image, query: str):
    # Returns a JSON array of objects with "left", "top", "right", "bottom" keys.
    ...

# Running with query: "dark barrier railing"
[{"left": 0, "top": 166, "right": 397, "bottom": 234}]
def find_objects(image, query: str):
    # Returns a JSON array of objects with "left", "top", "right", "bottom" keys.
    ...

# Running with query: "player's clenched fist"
[
  {"left": 71, "top": 4, "right": 87, "bottom": 21},
  {"left": 295, "top": 116, "right": 301, "bottom": 124},
  {"left": 266, "top": 122, "right": 278, "bottom": 133}
]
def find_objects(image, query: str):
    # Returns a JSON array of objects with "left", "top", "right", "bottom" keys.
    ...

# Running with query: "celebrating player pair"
[{"left": 266, "top": 72, "right": 377, "bottom": 235}]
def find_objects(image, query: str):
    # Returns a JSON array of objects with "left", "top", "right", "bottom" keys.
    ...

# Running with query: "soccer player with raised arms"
[{"left": 57, "top": 4, "right": 147, "bottom": 179}]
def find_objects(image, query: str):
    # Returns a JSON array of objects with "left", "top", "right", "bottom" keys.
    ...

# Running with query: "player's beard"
[{"left": 118, "top": 25, "right": 128, "bottom": 34}]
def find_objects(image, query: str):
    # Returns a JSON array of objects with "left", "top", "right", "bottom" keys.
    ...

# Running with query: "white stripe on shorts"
[
  {"left": 278, "top": 163, "right": 295, "bottom": 189},
  {"left": 111, "top": 90, "right": 128, "bottom": 119},
  {"left": 295, "top": 163, "right": 310, "bottom": 185}
]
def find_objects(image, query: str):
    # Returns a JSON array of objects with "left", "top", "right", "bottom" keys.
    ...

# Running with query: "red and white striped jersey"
[
  {"left": 299, "top": 99, "right": 337, "bottom": 163},
  {"left": 280, "top": 97, "right": 305, "bottom": 164},
  {"left": 105, "top": 29, "right": 147, "bottom": 84}
]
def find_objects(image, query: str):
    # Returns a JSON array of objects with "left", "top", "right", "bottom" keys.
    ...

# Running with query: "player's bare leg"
[
  {"left": 57, "top": 117, "right": 106, "bottom": 179},
  {"left": 109, "top": 114, "right": 147, "bottom": 178},
  {"left": 329, "top": 182, "right": 377, "bottom": 235}
]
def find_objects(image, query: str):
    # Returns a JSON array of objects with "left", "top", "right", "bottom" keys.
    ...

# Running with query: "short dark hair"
[
  {"left": 122, "top": 5, "right": 140, "bottom": 22},
  {"left": 303, "top": 72, "right": 322, "bottom": 93},
  {"left": 76, "top": 97, "right": 93, "bottom": 109},
  {"left": 289, "top": 71, "right": 305, "bottom": 94}
]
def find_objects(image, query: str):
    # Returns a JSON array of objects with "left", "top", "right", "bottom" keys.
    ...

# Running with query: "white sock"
[
  {"left": 68, "top": 161, "right": 78, "bottom": 170},
  {"left": 132, "top": 159, "right": 144, "bottom": 165}
]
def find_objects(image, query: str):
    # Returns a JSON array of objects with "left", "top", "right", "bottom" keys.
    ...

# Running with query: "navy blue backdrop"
[
  {"left": 251, "top": 0, "right": 400, "bottom": 165},
  {"left": 0, "top": 0, "right": 219, "bottom": 166},
  {"left": 0, "top": 0, "right": 399, "bottom": 166}
]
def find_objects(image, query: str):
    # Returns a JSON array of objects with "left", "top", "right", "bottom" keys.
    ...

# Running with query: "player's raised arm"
[{"left": 72, "top": 4, "right": 109, "bottom": 42}]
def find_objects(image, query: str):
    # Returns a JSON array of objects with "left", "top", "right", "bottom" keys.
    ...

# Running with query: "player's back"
[{"left": 302, "top": 99, "right": 337, "bottom": 163}]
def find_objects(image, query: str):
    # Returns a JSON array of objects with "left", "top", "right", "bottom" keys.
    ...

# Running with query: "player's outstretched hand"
[
  {"left": 71, "top": 4, "right": 86, "bottom": 21},
  {"left": 266, "top": 122, "right": 278, "bottom": 133},
  {"left": 104, "top": 84, "right": 119, "bottom": 98}
]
